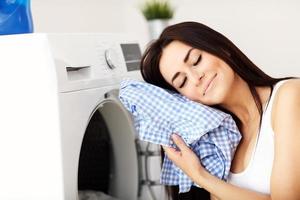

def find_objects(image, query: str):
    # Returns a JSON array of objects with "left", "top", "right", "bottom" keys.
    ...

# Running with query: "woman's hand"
[
  {"left": 163, "top": 134, "right": 273, "bottom": 200},
  {"left": 162, "top": 134, "right": 205, "bottom": 182}
]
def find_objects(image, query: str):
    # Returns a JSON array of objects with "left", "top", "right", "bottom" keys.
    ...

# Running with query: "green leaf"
[{"left": 141, "top": 0, "right": 174, "bottom": 20}]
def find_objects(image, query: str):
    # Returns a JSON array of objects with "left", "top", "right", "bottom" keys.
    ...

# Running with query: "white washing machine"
[{"left": 0, "top": 33, "right": 165, "bottom": 200}]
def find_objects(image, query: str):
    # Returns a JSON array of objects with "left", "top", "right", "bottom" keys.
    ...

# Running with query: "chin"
[{"left": 203, "top": 92, "right": 223, "bottom": 106}]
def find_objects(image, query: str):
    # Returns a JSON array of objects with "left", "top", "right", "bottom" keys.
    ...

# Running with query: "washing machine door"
[
  {"left": 103, "top": 89, "right": 140, "bottom": 200},
  {"left": 78, "top": 88, "right": 140, "bottom": 200}
]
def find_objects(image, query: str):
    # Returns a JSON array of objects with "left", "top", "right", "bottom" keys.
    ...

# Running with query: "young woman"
[{"left": 140, "top": 21, "right": 300, "bottom": 200}]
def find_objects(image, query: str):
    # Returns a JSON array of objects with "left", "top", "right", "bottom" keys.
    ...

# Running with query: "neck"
[{"left": 219, "top": 77, "right": 271, "bottom": 137}]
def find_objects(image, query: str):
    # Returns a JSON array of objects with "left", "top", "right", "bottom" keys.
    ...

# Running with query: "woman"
[{"left": 140, "top": 21, "right": 300, "bottom": 200}]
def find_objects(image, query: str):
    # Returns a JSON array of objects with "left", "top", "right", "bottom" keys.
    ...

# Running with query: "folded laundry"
[{"left": 118, "top": 79, "right": 241, "bottom": 193}]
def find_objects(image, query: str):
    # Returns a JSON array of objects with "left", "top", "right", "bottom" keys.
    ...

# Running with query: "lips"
[{"left": 203, "top": 74, "right": 217, "bottom": 95}]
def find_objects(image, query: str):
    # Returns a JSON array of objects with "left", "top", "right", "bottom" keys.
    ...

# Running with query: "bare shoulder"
[
  {"left": 271, "top": 79, "right": 300, "bottom": 199},
  {"left": 271, "top": 79, "right": 300, "bottom": 134},
  {"left": 277, "top": 78, "right": 300, "bottom": 93},
  {"left": 274, "top": 79, "right": 300, "bottom": 105}
]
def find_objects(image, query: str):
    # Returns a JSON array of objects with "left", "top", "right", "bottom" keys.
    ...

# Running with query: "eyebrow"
[
  {"left": 171, "top": 48, "right": 194, "bottom": 84},
  {"left": 184, "top": 48, "right": 194, "bottom": 63}
]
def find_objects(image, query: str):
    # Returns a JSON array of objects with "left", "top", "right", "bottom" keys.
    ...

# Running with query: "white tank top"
[{"left": 227, "top": 80, "right": 287, "bottom": 194}]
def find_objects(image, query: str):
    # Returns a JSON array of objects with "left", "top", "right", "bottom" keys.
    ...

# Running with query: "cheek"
[
  {"left": 213, "top": 69, "right": 235, "bottom": 99},
  {"left": 179, "top": 88, "right": 201, "bottom": 102},
  {"left": 223, "top": 69, "right": 236, "bottom": 87}
]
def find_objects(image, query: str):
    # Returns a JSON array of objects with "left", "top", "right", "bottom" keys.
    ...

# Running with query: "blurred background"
[{"left": 31, "top": 0, "right": 300, "bottom": 77}]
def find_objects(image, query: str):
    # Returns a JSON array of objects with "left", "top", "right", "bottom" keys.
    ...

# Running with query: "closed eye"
[
  {"left": 178, "top": 54, "right": 201, "bottom": 88},
  {"left": 193, "top": 54, "right": 202, "bottom": 66},
  {"left": 179, "top": 76, "right": 187, "bottom": 88}
]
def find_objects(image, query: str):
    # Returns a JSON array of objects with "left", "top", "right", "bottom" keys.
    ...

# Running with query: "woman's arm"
[
  {"left": 162, "top": 80, "right": 300, "bottom": 200},
  {"left": 271, "top": 80, "right": 300, "bottom": 199},
  {"left": 163, "top": 134, "right": 271, "bottom": 200}
]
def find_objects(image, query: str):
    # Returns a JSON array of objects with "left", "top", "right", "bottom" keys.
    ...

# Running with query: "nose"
[{"left": 188, "top": 70, "right": 204, "bottom": 86}]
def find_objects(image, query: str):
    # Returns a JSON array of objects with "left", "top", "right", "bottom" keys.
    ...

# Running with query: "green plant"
[{"left": 141, "top": 0, "right": 174, "bottom": 20}]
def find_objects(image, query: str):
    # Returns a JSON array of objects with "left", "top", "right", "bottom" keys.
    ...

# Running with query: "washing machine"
[{"left": 0, "top": 33, "right": 166, "bottom": 200}]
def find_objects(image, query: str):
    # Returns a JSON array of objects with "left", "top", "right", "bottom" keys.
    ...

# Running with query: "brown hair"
[
  {"left": 140, "top": 21, "right": 295, "bottom": 199},
  {"left": 140, "top": 21, "right": 294, "bottom": 125}
]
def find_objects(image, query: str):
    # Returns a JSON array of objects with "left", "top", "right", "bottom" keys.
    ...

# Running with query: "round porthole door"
[{"left": 78, "top": 89, "right": 139, "bottom": 200}]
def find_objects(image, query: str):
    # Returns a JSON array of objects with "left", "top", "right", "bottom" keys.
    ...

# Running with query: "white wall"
[
  {"left": 32, "top": 0, "right": 300, "bottom": 77},
  {"left": 31, "top": 0, "right": 149, "bottom": 46}
]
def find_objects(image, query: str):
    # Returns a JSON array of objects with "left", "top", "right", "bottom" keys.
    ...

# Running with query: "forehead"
[{"left": 159, "top": 41, "right": 191, "bottom": 81}]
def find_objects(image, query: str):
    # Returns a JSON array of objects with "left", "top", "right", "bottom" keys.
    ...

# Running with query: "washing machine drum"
[{"left": 78, "top": 92, "right": 140, "bottom": 200}]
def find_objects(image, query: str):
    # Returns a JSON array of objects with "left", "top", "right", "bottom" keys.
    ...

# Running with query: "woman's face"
[{"left": 159, "top": 40, "right": 237, "bottom": 106}]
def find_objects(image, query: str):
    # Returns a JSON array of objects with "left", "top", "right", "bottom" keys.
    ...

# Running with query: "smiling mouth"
[{"left": 203, "top": 74, "right": 217, "bottom": 96}]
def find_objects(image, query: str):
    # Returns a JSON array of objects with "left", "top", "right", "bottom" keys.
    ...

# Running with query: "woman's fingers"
[
  {"left": 162, "top": 134, "right": 189, "bottom": 160},
  {"left": 171, "top": 134, "right": 189, "bottom": 151},
  {"left": 162, "top": 145, "right": 181, "bottom": 160},
  {"left": 162, "top": 145, "right": 178, "bottom": 155},
  {"left": 162, "top": 134, "right": 203, "bottom": 181}
]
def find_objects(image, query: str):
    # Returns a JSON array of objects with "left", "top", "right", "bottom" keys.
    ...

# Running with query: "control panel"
[{"left": 47, "top": 33, "right": 143, "bottom": 92}]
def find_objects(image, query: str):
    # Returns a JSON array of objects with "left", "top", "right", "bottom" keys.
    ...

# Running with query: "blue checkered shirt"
[{"left": 118, "top": 79, "right": 241, "bottom": 193}]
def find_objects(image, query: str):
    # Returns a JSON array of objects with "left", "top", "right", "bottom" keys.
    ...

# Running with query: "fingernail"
[{"left": 172, "top": 134, "right": 178, "bottom": 140}]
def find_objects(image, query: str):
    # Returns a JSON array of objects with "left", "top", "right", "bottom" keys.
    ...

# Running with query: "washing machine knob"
[{"left": 104, "top": 48, "right": 118, "bottom": 70}]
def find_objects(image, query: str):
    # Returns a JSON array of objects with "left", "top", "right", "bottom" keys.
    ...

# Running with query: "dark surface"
[{"left": 78, "top": 110, "right": 111, "bottom": 192}]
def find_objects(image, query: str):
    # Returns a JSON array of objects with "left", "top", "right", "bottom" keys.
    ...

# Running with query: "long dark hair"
[{"left": 140, "top": 21, "right": 295, "bottom": 199}]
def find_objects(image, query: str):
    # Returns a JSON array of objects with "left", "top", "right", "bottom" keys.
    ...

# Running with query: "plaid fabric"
[{"left": 118, "top": 79, "right": 241, "bottom": 193}]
